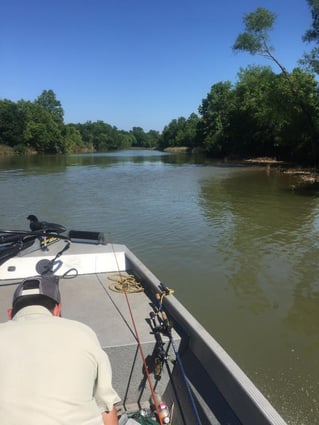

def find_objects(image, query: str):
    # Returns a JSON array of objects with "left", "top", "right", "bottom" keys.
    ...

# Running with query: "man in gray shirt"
[{"left": 0, "top": 275, "right": 120, "bottom": 425}]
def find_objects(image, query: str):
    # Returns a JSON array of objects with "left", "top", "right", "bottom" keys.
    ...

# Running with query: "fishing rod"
[
  {"left": 0, "top": 230, "right": 29, "bottom": 245},
  {"left": 149, "top": 311, "right": 168, "bottom": 382},
  {"left": 0, "top": 230, "right": 46, "bottom": 267},
  {"left": 0, "top": 228, "right": 69, "bottom": 249},
  {"left": 0, "top": 228, "right": 71, "bottom": 269},
  {"left": 149, "top": 310, "right": 187, "bottom": 425},
  {"left": 109, "top": 240, "right": 166, "bottom": 425},
  {"left": 155, "top": 290, "right": 203, "bottom": 425}
]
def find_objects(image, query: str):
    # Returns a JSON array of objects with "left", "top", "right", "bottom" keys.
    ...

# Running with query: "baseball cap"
[{"left": 13, "top": 275, "right": 61, "bottom": 305}]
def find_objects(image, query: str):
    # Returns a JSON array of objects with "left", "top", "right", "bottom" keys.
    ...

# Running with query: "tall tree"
[
  {"left": 233, "top": 7, "right": 318, "bottom": 150},
  {"left": 231, "top": 66, "right": 278, "bottom": 156},
  {"left": 35, "top": 90, "right": 64, "bottom": 123},
  {"left": 130, "top": 127, "right": 148, "bottom": 147},
  {"left": 159, "top": 114, "right": 200, "bottom": 150},
  {"left": 19, "top": 101, "right": 64, "bottom": 153},
  {"left": 198, "top": 81, "right": 235, "bottom": 155},
  {"left": 233, "top": 8, "right": 288, "bottom": 76},
  {"left": 300, "top": 0, "right": 319, "bottom": 73},
  {"left": 0, "top": 100, "right": 25, "bottom": 147}
]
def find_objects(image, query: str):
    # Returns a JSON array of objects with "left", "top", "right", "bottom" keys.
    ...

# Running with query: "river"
[{"left": 0, "top": 150, "right": 318, "bottom": 424}]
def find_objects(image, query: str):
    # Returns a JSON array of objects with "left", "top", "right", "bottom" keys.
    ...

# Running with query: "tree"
[
  {"left": 233, "top": 8, "right": 289, "bottom": 76},
  {"left": 198, "top": 81, "right": 235, "bottom": 155},
  {"left": 35, "top": 90, "right": 64, "bottom": 123},
  {"left": 231, "top": 66, "right": 279, "bottom": 156},
  {"left": 21, "top": 102, "right": 64, "bottom": 153},
  {"left": 0, "top": 100, "right": 25, "bottom": 147},
  {"left": 146, "top": 130, "right": 161, "bottom": 148},
  {"left": 158, "top": 114, "right": 200, "bottom": 151},
  {"left": 271, "top": 69, "right": 319, "bottom": 162},
  {"left": 130, "top": 127, "right": 148, "bottom": 147},
  {"left": 235, "top": 66, "right": 319, "bottom": 161},
  {"left": 75, "top": 121, "right": 120, "bottom": 151},
  {"left": 117, "top": 131, "right": 136, "bottom": 149},
  {"left": 300, "top": 0, "right": 319, "bottom": 73},
  {"left": 233, "top": 7, "right": 319, "bottom": 152},
  {"left": 62, "top": 125, "right": 84, "bottom": 153}
]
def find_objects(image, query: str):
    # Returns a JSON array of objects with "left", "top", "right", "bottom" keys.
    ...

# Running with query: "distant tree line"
[
  {"left": 1, "top": 2, "right": 319, "bottom": 163},
  {"left": 0, "top": 90, "right": 161, "bottom": 154}
]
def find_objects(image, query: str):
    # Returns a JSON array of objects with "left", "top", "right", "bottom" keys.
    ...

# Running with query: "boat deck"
[{"left": 0, "top": 236, "right": 287, "bottom": 424}]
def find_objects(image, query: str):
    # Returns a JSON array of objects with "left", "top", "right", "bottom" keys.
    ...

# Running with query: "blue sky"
[{"left": 0, "top": 0, "right": 313, "bottom": 131}]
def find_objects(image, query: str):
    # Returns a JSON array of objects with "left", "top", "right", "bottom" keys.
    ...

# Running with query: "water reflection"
[
  {"left": 0, "top": 155, "right": 69, "bottom": 175},
  {"left": 199, "top": 167, "right": 319, "bottom": 424},
  {"left": 0, "top": 150, "right": 205, "bottom": 174}
]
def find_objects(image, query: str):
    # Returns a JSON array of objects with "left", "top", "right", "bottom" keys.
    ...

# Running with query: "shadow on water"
[{"left": 292, "top": 182, "right": 319, "bottom": 197}]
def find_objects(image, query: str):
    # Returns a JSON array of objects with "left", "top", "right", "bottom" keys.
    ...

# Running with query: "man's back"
[{"left": 0, "top": 305, "right": 119, "bottom": 425}]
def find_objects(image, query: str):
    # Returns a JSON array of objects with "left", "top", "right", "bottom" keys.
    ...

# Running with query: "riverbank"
[
  {"left": 243, "top": 157, "right": 319, "bottom": 185},
  {"left": 0, "top": 145, "right": 15, "bottom": 156}
]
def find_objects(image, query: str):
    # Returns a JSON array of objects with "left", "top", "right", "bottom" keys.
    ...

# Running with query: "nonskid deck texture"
[{"left": 61, "top": 271, "right": 181, "bottom": 407}]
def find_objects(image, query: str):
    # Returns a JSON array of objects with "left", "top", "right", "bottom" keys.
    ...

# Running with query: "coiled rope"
[{"left": 108, "top": 273, "right": 144, "bottom": 293}]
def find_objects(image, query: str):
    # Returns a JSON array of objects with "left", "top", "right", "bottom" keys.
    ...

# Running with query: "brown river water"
[{"left": 0, "top": 150, "right": 319, "bottom": 424}]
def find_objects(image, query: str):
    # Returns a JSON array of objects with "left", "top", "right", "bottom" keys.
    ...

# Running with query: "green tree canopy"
[
  {"left": 233, "top": 7, "right": 288, "bottom": 75},
  {"left": 233, "top": 6, "right": 319, "bottom": 150},
  {"left": 197, "top": 65, "right": 319, "bottom": 162},
  {"left": 35, "top": 90, "right": 64, "bottom": 123},
  {"left": 0, "top": 100, "right": 25, "bottom": 148},
  {"left": 198, "top": 81, "right": 235, "bottom": 155},
  {"left": 159, "top": 114, "right": 200, "bottom": 150},
  {"left": 300, "top": 0, "right": 319, "bottom": 73},
  {"left": 18, "top": 100, "right": 64, "bottom": 153}
]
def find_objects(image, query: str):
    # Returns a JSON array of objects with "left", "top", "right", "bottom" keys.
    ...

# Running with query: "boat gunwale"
[{"left": 124, "top": 246, "right": 287, "bottom": 425}]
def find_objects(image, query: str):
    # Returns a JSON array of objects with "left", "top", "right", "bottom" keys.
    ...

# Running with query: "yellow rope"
[
  {"left": 159, "top": 288, "right": 175, "bottom": 304},
  {"left": 108, "top": 273, "right": 144, "bottom": 293}
]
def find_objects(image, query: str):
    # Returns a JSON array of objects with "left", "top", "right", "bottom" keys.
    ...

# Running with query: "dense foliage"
[
  {"left": 0, "top": 90, "right": 161, "bottom": 155},
  {"left": 300, "top": 0, "right": 319, "bottom": 73},
  {"left": 160, "top": 4, "right": 319, "bottom": 164},
  {"left": 1, "top": 2, "right": 319, "bottom": 163}
]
